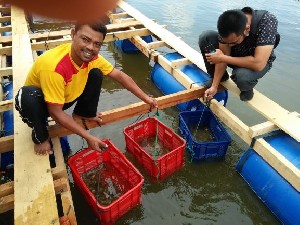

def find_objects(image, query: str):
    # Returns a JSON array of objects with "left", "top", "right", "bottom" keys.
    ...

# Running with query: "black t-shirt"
[{"left": 231, "top": 9, "right": 278, "bottom": 65}]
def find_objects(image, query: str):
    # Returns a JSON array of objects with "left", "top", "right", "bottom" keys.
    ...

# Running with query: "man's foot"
[
  {"left": 72, "top": 113, "right": 103, "bottom": 127},
  {"left": 240, "top": 89, "right": 254, "bottom": 101},
  {"left": 34, "top": 140, "right": 53, "bottom": 155}
]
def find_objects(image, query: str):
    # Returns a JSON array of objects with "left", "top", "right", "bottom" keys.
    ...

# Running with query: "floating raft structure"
[{"left": 0, "top": 1, "right": 299, "bottom": 224}]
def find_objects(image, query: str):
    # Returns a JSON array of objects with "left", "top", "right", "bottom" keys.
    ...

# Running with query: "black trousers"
[
  {"left": 15, "top": 68, "right": 103, "bottom": 144},
  {"left": 198, "top": 30, "right": 271, "bottom": 91}
]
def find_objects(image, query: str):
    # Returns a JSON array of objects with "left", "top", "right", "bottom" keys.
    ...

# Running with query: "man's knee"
[
  {"left": 15, "top": 86, "right": 44, "bottom": 110},
  {"left": 198, "top": 30, "right": 219, "bottom": 49},
  {"left": 15, "top": 86, "right": 47, "bottom": 125},
  {"left": 231, "top": 68, "right": 257, "bottom": 91},
  {"left": 88, "top": 68, "right": 104, "bottom": 83}
]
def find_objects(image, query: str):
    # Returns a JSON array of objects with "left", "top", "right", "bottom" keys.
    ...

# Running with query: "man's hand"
[
  {"left": 86, "top": 135, "right": 108, "bottom": 152},
  {"left": 205, "top": 49, "right": 225, "bottom": 64},
  {"left": 146, "top": 96, "right": 158, "bottom": 111},
  {"left": 204, "top": 86, "right": 218, "bottom": 101}
]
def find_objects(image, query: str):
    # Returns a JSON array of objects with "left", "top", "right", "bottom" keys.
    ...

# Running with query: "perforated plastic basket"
[
  {"left": 68, "top": 139, "right": 144, "bottom": 224},
  {"left": 179, "top": 109, "right": 231, "bottom": 160},
  {"left": 123, "top": 117, "right": 186, "bottom": 181}
]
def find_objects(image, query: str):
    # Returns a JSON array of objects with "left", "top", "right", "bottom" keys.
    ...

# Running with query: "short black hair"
[
  {"left": 217, "top": 9, "right": 247, "bottom": 38},
  {"left": 74, "top": 19, "right": 108, "bottom": 38}
]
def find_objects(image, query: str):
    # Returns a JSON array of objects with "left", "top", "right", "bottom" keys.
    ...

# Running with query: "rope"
[{"left": 188, "top": 100, "right": 211, "bottom": 163}]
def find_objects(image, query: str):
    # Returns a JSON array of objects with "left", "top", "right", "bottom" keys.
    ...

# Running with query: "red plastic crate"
[
  {"left": 123, "top": 117, "right": 186, "bottom": 181},
  {"left": 68, "top": 139, "right": 144, "bottom": 224}
]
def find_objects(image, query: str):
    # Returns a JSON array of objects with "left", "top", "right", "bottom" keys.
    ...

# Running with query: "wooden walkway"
[{"left": 0, "top": 1, "right": 299, "bottom": 224}]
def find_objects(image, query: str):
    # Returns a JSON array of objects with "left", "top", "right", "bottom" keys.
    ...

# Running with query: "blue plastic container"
[
  {"left": 1, "top": 82, "right": 14, "bottom": 169},
  {"left": 115, "top": 35, "right": 153, "bottom": 53},
  {"left": 2, "top": 31, "right": 12, "bottom": 66},
  {"left": 151, "top": 52, "right": 228, "bottom": 111},
  {"left": 236, "top": 131, "right": 300, "bottom": 225},
  {"left": 179, "top": 109, "right": 231, "bottom": 160}
]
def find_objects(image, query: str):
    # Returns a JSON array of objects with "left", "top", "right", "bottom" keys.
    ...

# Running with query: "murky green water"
[{"left": 4, "top": 0, "right": 299, "bottom": 224}]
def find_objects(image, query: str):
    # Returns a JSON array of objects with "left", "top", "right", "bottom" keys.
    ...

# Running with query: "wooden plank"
[
  {"left": 0, "top": 6, "right": 10, "bottom": 14},
  {"left": 48, "top": 87, "right": 206, "bottom": 138},
  {"left": 0, "top": 33, "right": 11, "bottom": 43},
  {"left": 272, "top": 112, "right": 300, "bottom": 142},
  {"left": 0, "top": 180, "right": 13, "bottom": 197},
  {"left": 249, "top": 121, "right": 278, "bottom": 138},
  {"left": 0, "top": 25, "right": 11, "bottom": 33},
  {"left": 30, "top": 28, "right": 153, "bottom": 51},
  {"left": 0, "top": 194, "right": 13, "bottom": 213},
  {"left": 147, "top": 40, "right": 166, "bottom": 49},
  {"left": 0, "top": 45, "right": 11, "bottom": 55},
  {"left": 109, "top": 12, "right": 129, "bottom": 20},
  {"left": 0, "top": 15, "right": 11, "bottom": 23},
  {"left": 222, "top": 79, "right": 300, "bottom": 141},
  {"left": 48, "top": 138, "right": 77, "bottom": 224},
  {"left": 209, "top": 99, "right": 252, "bottom": 144},
  {"left": 0, "top": 67, "right": 13, "bottom": 77},
  {"left": 0, "top": 99, "right": 12, "bottom": 112},
  {"left": 0, "top": 178, "right": 71, "bottom": 214},
  {"left": 0, "top": 135, "right": 13, "bottom": 153},
  {"left": 11, "top": 6, "right": 59, "bottom": 225},
  {"left": 171, "top": 58, "right": 192, "bottom": 69}
]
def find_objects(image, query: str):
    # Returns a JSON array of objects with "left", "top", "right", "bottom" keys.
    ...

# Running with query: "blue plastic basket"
[{"left": 179, "top": 109, "right": 231, "bottom": 160}]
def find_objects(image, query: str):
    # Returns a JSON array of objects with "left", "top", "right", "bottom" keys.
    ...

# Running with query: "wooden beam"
[
  {"left": 52, "top": 138, "right": 77, "bottom": 225},
  {"left": 222, "top": 79, "right": 300, "bottom": 141},
  {"left": 11, "top": 6, "right": 59, "bottom": 225},
  {"left": 249, "top": 121, "right": 278, "bottom": 138},
  {"left": 147, "top": 40, "right": 166, "bottom": 49},
  {"left": 0, "top": 6, "right": 10, "bottom": 14},
  {"left": 0, "top": 99, "right": 12, "bottom": 112},
  {"left": 0, "top": 180, "right": 13, "bottom": 197},
  {"left": 0, "top": 67, "right": 13, "bottom": 77},
  {"left": 0, "top": 25, "right": 11, "bottom": 33},
  {"left": 0, "top": 135, "right": 13, "bottom": 153},
  {"left": 0, "top": 15, "right": 11, "bottom": 23},
  {"left": 109, "top": 12, "right": 129, "bottom": 20},
  {"left": 0, "top": 177, "right": 71, "bottom": 214},
  {"left": 48, "top": 87, "right": 206, "bottom": 138},
  {"left": 0, "top": 194, "right": 13, "bottom": 213},
  {"left": 209, "top": 99, "right": 252, "bottom": 144},
  {"left": 29, "top": 28, "right": 153, "bottom": 51},
  {"left": 171, "top": 58, "right": 192, "bottom": 69}
]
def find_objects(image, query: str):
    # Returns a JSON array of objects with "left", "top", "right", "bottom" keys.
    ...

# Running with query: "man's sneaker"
[{"left": 240, "top": 89, "right": 254, "bottom": 101}]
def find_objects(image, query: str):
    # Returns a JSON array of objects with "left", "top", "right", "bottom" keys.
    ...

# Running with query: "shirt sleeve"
[
  {"left": 256, "top": 12, "right": 278, "bottom": 46},
  {"left": 96, "top": 55, "right": 114, "bottom": 75},
  {"left": 39, "top": 70, "right": 65, "bottom": 105}
]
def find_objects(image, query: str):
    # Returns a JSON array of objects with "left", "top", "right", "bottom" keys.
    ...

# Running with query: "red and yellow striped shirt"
[{"left": 25, "top": 43, "right": 113, "bottom": 105}]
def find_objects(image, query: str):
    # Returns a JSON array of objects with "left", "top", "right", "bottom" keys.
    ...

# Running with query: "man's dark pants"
[{"left": 15, "top": 68, "right": 103, "bottom": 144}]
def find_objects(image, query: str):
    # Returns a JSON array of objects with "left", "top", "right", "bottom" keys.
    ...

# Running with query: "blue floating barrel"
[
  {"left": 1, "top": 82, "right": 14, "bottom": 169},
  {"left": 151, "top": 52, "right": 228, "bottom": 111},
  {"left": 115, "top": 35, "right": 153, "bottom": 53},
  {"left": 2, "top": 31, "right": 12, "bottom": 66},
  {"left": 236, "top": 132, "right": 300, "bottom": 225}
]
